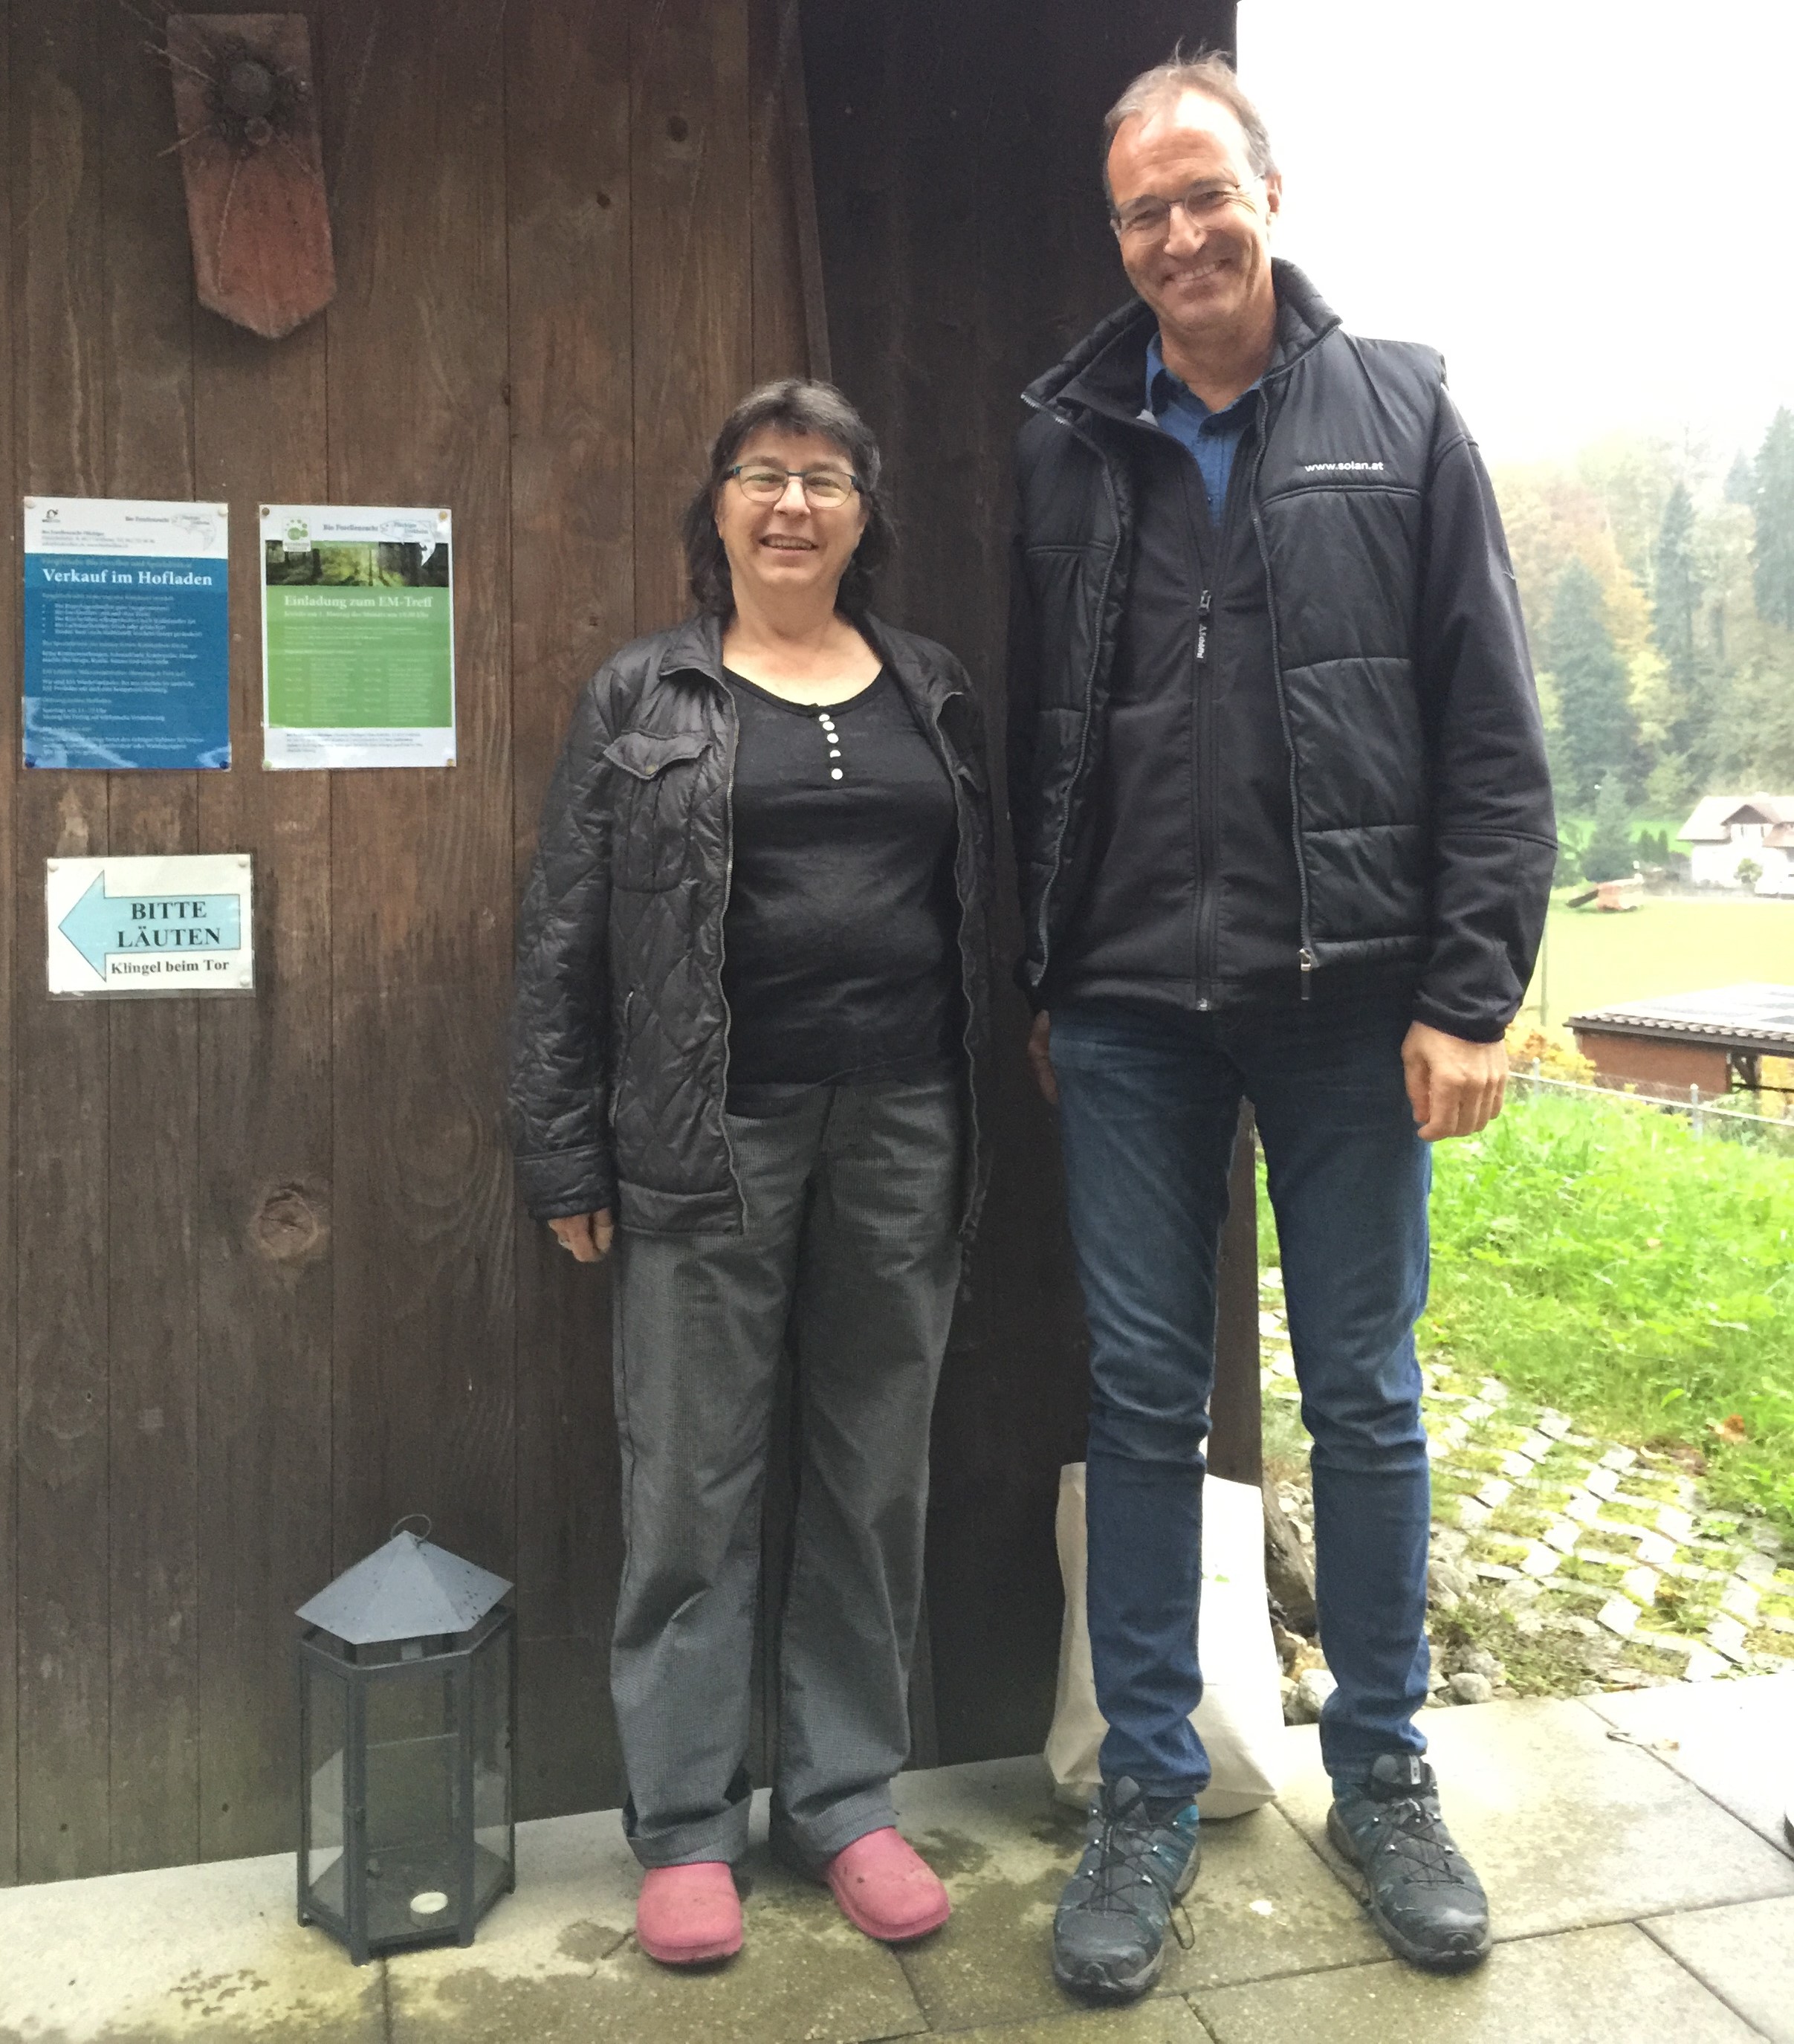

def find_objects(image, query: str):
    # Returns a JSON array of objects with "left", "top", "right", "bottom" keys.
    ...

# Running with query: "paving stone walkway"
[
  {"left": 3, "top": 1680, "right": 1790, "bottom": 2043},
  {"left": 1258, "top": 1267, "right": 1794, "bottom": 1701}
]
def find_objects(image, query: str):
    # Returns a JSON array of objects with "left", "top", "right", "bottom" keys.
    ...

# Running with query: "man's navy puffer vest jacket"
[{"left": 1006, "top": 262, "right": 1556, "bottom": 1042}]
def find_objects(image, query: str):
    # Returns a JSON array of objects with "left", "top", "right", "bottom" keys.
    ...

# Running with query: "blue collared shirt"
[{"left": 1144, "top": 335, "right": 1260, "bottom": 523}]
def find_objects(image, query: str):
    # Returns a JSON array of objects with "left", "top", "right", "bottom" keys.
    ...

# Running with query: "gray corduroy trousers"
[{"left": 608, "top": 1073, "right": 963, "bottom": 1869}]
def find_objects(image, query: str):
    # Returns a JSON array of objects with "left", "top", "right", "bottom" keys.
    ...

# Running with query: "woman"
[{"left": 509, "top": 380, "right": 994, "bottom": 1966}]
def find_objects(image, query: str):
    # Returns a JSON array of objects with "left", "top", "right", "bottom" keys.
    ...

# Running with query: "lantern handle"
[{"left": 391, "top": 1513, "right": 433, "bottom": 1543}]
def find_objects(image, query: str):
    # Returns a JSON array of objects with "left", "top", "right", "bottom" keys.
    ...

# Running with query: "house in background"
[
  {"left": 1678, "top": 793, "right": 1794, "bottom": 893},
  {"left": 1570, "top": 983, "right": 1794, "bottom": 1099}
]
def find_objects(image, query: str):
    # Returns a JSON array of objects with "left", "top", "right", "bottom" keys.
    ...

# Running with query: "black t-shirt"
[{"left": 721, "top": 667, "right": 961, "bottom": 1111}]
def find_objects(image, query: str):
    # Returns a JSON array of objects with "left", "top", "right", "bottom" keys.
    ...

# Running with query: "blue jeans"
[{"left": 1051, "top": 992, "right": 1433, "bottom": 1793}]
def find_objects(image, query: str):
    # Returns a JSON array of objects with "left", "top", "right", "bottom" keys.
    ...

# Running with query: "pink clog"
[
  {"left": 823, "top": 1827, "right": 951, "bottom": 1942},
  {"left": 635, "top": 1861, "right": 742, "bottom": 1964}
]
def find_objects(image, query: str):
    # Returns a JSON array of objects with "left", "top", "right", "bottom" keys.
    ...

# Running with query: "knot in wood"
[
  {"left": 253, "top": 1185, "right": 327, "bottom": 1264},
  {"left": 224, "top": 59, "right": 277, "bottom": 120}
]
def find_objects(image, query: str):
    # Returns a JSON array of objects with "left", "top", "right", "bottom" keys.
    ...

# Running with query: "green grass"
[
  {"left": 1518, "top": 896, "right": 1794, "bottom": 1032},
  {"left": 1422, "top": 1092, "right": 1794, "bottom": 1530},
  {"left": 1257, "top": 1087, "right": 1794, "bottom": 1532}
]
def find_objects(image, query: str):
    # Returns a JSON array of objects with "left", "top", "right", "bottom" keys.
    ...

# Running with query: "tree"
[
  {"left": 1723, "top": 451, "right": 1755, "bottom": 506},
  {"left": 1735, "top": 856, "right": 1764, "bottom": 890},
  {"left": 1582, "top": 777, "right": 1635, "bottom": 883},
  {"left": 1651, "top": 482, "right": 1701, "bottom": 720},
  {"left": 1751, "top": 407, "right": 1794, "bottom": 630},
  {"left": 1706, "top": 614, "right": 1794, "bottom": 788},
  {"left": 1549, "top": 560, "right": 1637, "bottom": 808}
]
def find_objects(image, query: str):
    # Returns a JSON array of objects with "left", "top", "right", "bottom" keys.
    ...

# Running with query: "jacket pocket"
[{"left": 602, "top": 728, "right": 708, "bottom": 890}]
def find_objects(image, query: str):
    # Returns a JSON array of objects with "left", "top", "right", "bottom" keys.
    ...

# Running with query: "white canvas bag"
[{"left": 1045, "top": 1462, "right": 1286, "bottom": 1817}]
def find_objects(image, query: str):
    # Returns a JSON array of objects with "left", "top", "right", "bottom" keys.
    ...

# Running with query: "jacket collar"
[
  {"left": 657, "top": 607, "right": 964, "bottom": 716},
  {"left": 1023, "top": 258, "right": 1344, "bottom": 425}
]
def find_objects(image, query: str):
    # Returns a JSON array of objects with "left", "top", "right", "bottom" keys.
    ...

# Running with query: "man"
[{"left": 1006, "top": 53, "right": 1554, "bottom": 2002}]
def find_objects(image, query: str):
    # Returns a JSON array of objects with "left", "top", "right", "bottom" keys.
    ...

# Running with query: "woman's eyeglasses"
[{"left": 725, "top": 464, "right": 861, "bottom": 508}]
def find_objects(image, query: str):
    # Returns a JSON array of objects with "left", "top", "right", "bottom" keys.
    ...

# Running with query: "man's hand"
[
  {"left": 548, "top": 1210, "right": 614, "bottom": 1262},
  {"left": 1026, "top": 1011, "right": 1058, "bottom": 1105},
  {"left": 1401, "top": 1023, "right": 1506, "bottom": 1141}
]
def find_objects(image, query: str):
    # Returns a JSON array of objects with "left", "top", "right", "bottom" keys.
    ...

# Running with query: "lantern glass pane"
[
  {"left": 471, "top": 1623, "right": 514, "bottom": 1909},
  {"left": 302, "top": 1659, "right": 348, "bottom": 1924},
  {"left": 363, "top": 1664, "right": 463, "bottom": 1947}
]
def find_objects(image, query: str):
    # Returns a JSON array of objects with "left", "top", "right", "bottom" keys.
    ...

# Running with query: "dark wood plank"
[
  {"left": 317, "top": 0, "right": 516, "bottom": 1588},
  {"left": 632, "top": 0, "right": 751, "bottom": 633},
  {"left": 505, "top": 0, "right": 635, "bottom": 1824},
  {"left": 97, "top": 0, "right": 204, "bottom": 1873},
  {"left": 0, "top": 0, "right": 17, "bottom": 1892},
  {"left": 192, "top": 299, "right": 334, "bottom": 1863},
  {"left": 9, "top": 0, "right": 113, "bottom": 1880},
  {"left": 748, "top": 0, "right": 812, "bottom": 385},
  {"left": 1209, "top": 1108, "right": 1263, "bottom": 1484},
  {"left": 187, "top": 0, "right": 334, "bottom": 1863},
  {"left": 803, "top": 0, "right": 1240, "bottom": 1764}
]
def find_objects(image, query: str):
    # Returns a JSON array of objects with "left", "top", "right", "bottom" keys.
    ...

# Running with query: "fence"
[{"left": 1509, "top": 1063, "right": 1794, "bottom": 1151}]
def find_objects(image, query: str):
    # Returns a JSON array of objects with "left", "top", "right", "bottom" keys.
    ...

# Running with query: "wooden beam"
[
  {"left": 10, "top": 0, "right": 113, "bottom": 1881},
  {"left": 1208, "top": 1106, "right": 1263, "bottom": 1485},
  {"left": 191, "top": 0, "right": 333, "bottom": 1864},
  {"left": 317, "top": 0, "right": 516, "bottom": 1590},
  {"left": 99, "top": 0, "right": 203, "bottom": 1873},
  {"left": 505, "top": 0, "right": 636, "bottom": 1825},
  {"left": 0, "top": 0, "right": 18, "bottom": 1893}
]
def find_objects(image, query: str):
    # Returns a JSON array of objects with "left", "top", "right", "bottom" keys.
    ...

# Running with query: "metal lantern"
[{"left": 296, "top": 1517, "right": 516, "bottom": 1964}]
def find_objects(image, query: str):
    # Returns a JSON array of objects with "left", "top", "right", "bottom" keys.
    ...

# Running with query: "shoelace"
[
  {"left": 1371, "top": 1795, "right": 1468, "bottom": 1886},
  {"left": 1080, "top": 1805, "right": 1184, "bottom": 1917}
]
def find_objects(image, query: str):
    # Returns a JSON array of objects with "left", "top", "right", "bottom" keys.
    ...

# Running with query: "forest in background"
[{"left": 1492, "top": 407, "right": 1794, "bottom": 879}]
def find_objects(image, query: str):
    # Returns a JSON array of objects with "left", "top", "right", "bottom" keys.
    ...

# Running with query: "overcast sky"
[{"left": 1237, "top": 0, "right": 1794, "bottom": 470}]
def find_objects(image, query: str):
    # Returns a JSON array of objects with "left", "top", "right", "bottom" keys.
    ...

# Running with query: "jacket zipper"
[
  {"left": 711, "top": 679, "right": 745, "bottom": 1220},
  {"left": 1192, "top": 560, "right": 1217, "bottom": 1006},
  {"left": 1250, "top": 465, "right": 1316, "bottom": 1000}
]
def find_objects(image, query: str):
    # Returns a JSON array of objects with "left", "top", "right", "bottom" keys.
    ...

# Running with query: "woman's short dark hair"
[{"left": 681, "top": 378, "right": 893, "bottom": 616}]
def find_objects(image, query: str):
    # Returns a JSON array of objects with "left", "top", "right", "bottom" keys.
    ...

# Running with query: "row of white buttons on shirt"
[{"left": 817, "top": 710, "right": 843, "bottom": 780}]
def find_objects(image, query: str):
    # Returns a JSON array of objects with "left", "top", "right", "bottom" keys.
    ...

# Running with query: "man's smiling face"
[{"left": 1107, "top": 90, "right": 1280, "bottom": 352}]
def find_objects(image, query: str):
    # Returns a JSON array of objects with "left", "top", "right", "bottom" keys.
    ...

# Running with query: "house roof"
[
  {"left": 1677, "top": 792, "right": 1794, "bottom": 841},
  {"left": 1568, "top": 982, "right": 1794, "bottom": 1056}
]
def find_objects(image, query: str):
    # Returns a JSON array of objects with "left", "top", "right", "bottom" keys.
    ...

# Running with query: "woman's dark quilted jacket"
[{"left": 509, "top": 610, "right": 997, "bottom": 1238}]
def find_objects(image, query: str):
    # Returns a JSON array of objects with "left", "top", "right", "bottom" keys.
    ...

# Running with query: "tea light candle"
[{"left": 409, "top": 1890, "right": 450, "bottom": 1927}]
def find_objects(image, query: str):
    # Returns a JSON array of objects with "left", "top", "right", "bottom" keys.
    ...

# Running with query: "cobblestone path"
[{"left": 1260, "top": 1267, "right": 1794, "bottom": 1703}]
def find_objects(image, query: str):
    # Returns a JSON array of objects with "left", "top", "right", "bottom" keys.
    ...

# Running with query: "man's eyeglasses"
[
  {"left": 725, "top": 464, "right": 861, "bottom": 508},
  {"left": 1112, "top": 181, "right": 1253, "bottom": 244}
]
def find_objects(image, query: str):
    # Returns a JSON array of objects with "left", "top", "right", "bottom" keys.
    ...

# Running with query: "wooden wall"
[
  {"left": 0, "top": 0, "right": 817, "bottom": 1883},
  {"left": 803, "top": 0, "right": 1241, "bottom": 1764}
]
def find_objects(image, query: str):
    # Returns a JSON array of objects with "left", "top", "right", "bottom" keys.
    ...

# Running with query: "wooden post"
[{"left": 1208, "top": 1105, "right": 1263, "bottom": 1485}]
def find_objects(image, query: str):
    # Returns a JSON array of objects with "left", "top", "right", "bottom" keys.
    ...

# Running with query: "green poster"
[{"left": 260, "top": 506, "right": 455, "bottom": 769}]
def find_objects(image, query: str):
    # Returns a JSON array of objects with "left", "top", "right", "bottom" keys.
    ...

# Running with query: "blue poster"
[{"left": 23, "top": 497, "right": 230, "bottom": 770}]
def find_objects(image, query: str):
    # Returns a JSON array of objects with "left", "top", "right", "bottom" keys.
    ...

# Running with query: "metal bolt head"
[{"left": 223, "top": 59, "right": 276, "bottom": 120}]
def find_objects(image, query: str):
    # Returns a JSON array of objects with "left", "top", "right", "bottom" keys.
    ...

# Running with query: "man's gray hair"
[{"left": 1103, "top": 48, "right": 1277, "bottom": 201}]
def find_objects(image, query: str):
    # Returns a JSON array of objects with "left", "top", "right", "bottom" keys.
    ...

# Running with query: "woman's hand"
[{"left": 549, "top": 1210, "right": 615, "bottom": 1262}]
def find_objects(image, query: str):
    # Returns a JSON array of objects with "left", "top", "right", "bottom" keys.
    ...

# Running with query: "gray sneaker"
[
  {"left": 1052, "top": 1777, "right": 1201, "bottom": 2004},
  {"left": 1327, "top": 1753, "right": 1490, "bottom": 1970}
]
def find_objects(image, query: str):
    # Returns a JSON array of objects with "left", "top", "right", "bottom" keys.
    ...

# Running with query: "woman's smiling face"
[{"left": 713, "top": 427, "right": 868, "bottom": 609}]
